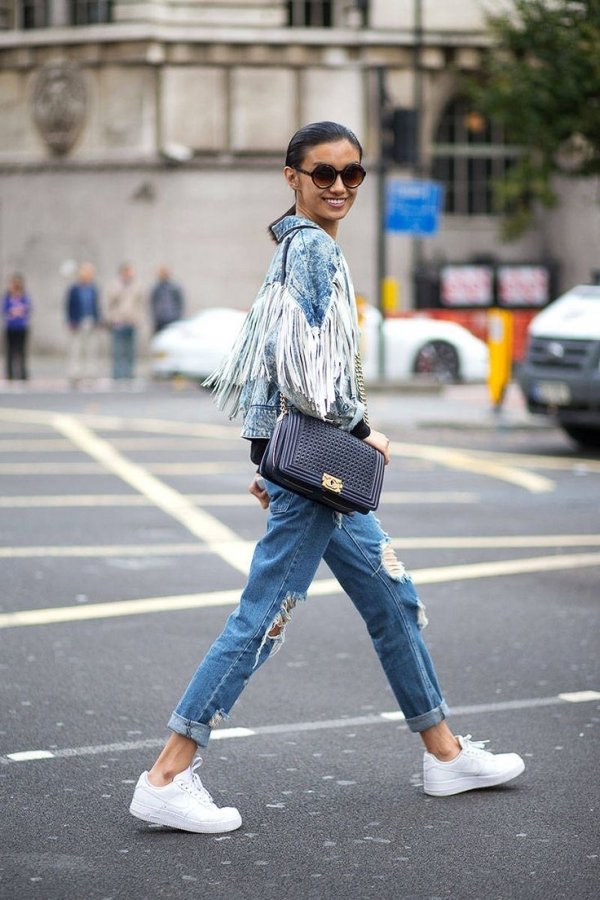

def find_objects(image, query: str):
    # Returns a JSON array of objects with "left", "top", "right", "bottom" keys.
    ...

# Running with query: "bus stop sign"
[{"left": 385, "top": 179, "right": 444, "bottom": 236}]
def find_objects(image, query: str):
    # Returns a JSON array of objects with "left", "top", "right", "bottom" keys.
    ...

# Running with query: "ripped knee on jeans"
[
  {"left": 254, "top": 591, "right": 305, "bottom": 668},
  {"left": 380, "top": 541, "right": 407, "bottom": 581},
  {"left": 379, "top": 540, "right": 428, "bottom": 629}
]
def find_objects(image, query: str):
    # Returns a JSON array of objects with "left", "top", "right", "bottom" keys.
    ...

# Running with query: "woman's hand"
[
  {"left": 364, "top": 429, "right": 391, "bottom": 465},
  {"left": 249, "top": 474, "right": 270, "bottom": 509}
]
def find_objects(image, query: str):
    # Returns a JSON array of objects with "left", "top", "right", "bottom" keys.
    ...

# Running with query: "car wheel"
[
  {"left": 560, "top": 424, "right": 600, "bottom": 450},
  {"left": 413, "top": 340, "right": 460, "bottom": 382}
]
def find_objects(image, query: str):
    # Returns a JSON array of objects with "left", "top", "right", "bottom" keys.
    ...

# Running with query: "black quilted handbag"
[{"left": 260, "top": 408, "right": 385, "bottom": 515}]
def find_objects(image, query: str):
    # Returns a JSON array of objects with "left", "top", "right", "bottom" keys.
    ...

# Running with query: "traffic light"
[{"left": 381, "top": 107, "right": 418, "bottom": 166}]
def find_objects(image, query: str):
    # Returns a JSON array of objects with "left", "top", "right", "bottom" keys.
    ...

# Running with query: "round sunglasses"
[{"left": 294, "top": 162, "right": 367, "bottom": 190}]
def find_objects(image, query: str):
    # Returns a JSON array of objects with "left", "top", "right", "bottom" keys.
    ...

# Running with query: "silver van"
[{"left": 518, "top": 285, "right": 600, "bottom": 449}]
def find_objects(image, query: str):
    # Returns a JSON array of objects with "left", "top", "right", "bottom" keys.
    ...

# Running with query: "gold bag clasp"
[{"left": 322, "top": 473, "right": 343, "bottom": 493}]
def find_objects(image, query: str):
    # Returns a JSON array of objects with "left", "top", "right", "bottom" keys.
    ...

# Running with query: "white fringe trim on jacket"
[{"left": 206, "top": 270, "right": 359, "bottom": 422}]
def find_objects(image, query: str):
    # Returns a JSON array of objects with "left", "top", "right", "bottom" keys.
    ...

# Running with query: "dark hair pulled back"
[{"left": 268, "top": 121, "right": 363, "bottom": 240}]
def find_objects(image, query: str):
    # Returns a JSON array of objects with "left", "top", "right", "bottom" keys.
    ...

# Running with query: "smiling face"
[{"left": 284, "top": 139, "right": 362, "bottom": 238}]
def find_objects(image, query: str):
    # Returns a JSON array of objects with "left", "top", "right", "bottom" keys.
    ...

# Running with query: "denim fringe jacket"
[{"left": 207, "top": 215, "right": 366, "bottom": 442}]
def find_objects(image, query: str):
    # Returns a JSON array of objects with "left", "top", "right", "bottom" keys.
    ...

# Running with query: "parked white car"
[
  {"left": 151, "top": 308, "right": 247, "bottom": 381},
  {"left": 150, "top": 305, "right": 488, "bottom": 384},
  {"left": 360, "top": 306, "right": 488, "bottom": 383}
]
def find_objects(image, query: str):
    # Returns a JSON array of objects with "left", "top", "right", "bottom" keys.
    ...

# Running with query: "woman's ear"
[{"left": 284, "top": 166, "right": 300, "bottom": 191}]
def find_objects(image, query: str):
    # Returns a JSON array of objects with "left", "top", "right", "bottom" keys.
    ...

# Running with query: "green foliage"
[{"left": 469, "top": 0, "right": 600, "bottom": 238}]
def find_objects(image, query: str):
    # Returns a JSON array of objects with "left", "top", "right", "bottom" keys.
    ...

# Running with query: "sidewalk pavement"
[{"left": 0, "top": 355, "right": 551, "bottom": 433}]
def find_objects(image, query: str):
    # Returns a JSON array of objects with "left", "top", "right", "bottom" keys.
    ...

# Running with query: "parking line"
[
  {"left": 2, "top": 534, "right": 600, "bottom": 560},
  {"left": 468, "top": 451, "right": 600, "bottom": 474},
  {"left": 0, "top": 491, "right": 479, "bottom": 508},
  {"left": 0, "top": 407, "right": 561, "bottom": 492},
  {"left": 51, "top": 414, "right": 252, "bottom": 575},
  {"left": 2, "top": 550, "right": 600, "bottom": 630},
  {"left": 394, "top": 443, "right": 555, "bottom": 493},
  {"left": 4, "top": 691, "right": 599, "bottom": 763},
  {"left": 0, "top": 461, "right": 246, "bottom": 475},
  {"left": 0, "top": 542, "right": 213, "bottom": 559}
]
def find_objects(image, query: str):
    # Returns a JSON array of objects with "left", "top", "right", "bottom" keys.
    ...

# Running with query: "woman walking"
[{"left": 129, "top": 121, "right": 524, "bottom": 833}]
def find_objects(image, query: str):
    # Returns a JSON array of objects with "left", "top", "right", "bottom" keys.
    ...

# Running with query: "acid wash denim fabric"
[
  {"left": 168, "top": 481, "right": 449, "bottom": 745},
  {"left": 207, "top": 215, "right": 366, "bottom": 441}
]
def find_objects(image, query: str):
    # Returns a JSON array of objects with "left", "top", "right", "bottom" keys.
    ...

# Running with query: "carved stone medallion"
[{"left": 32, "top": 61, "right": 87, "bottom": 155}]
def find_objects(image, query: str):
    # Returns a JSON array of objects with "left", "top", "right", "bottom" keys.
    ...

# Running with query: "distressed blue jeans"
[{"left": 168, "top": 479, "right": 449, "bottom": 746}]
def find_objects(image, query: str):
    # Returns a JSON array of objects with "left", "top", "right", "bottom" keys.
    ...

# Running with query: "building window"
[
  {"left": 287, "top": 1, "right": 333, "bottom": 27},
  {"left": 19, "top": 0, "right": 49, "bottom": 28},
  {"left": 70, "top": 0, "right": 112, "bottom": 25},
  {"left": 431, "top": 97, "right": 520, "bottom": 216}
]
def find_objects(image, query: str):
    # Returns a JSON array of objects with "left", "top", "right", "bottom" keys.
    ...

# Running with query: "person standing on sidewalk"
[
  {"left": 105, "top": 263, "right": 143, "bottom": 380},
  {"left": 129, "top": 121, "right": 525, "bottom": 835},
  {"left": 150, "top": 265, "right": 185, "bottom": 334},
  {"left": 65, "top": 262, "right": 101, "bottom": 386},
  {"left": 2, "top": 274, "right": 32, "bottom": 381}
]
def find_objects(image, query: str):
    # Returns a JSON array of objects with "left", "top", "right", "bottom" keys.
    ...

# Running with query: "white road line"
[
  {"left": 0, "top": 461, "right": 246, "bottom": 475},
  {"left": 2, "top": 550, "right": 600, "bottom": 630},
  {"left": 0, "top": 407, "right": 239, "bottom": 440},
  {"left": 0, "top": 439, "right": 73, "bottom": 451},
  {"left": 0, "top": 437, "right": 240, "bottom": 452},
  {"left": 0, "top": 588, "right": 242, "bottom": 628},
  {"left": 51, "top": 414, "right": 251, "bottom": 575},
  {"left": 0, "top": 543, "right": 213, "bottom": 559},
  {"left": 468, "top": 450, "right": 600, "bottom": 474},
  {"left": 558, "top": 691, "right": 600, "bottom": 703},
  {"left": 394, "top": 442, "right": 555, "bottom": 493},
  {"left": 4, "top": 691, "right": 598, "bottom": 763},
  {"left": 0, "top": 407, "right": 564, "bottom": 492},
  {"left": 2, "top": 534, "right": 600, "bottom": 560},
  {"left": 0, "top": 495, "right": 153, "bottom": 508},
  {"left": 0, "top": 491, "right": 479, "bottom": 508},
  {"left": 0, "top": 462, "right": 103, "bottom": 473},
  {"left": 391, "top": 534, "right": 600, "bottom": 550}
]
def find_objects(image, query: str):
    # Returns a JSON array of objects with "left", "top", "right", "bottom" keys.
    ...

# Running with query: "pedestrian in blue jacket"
[
  {"left": 65, "top": 262, "right": 101, "bottom": 385},
  {"left": 3, "top": 274, "right": 32, "bottom": 381}
]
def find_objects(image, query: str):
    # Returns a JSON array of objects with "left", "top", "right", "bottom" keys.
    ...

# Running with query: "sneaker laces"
[
  {"left": 181, "top": 758, "right": 215, "bottom": 807},
  {"left": 461, "top": 734, "right": 490, "bottom": 753}
]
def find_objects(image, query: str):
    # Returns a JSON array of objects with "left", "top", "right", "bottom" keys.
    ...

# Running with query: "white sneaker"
[
  {"left": 129, "top": 757, "right": 242, "bottom": 833},
  {"left": 423, "top": 734, "right": 525, "bottom": 797}
]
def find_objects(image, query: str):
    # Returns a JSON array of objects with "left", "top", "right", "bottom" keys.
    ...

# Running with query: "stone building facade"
[{"left": 0, "top": 0, "right": 598, "bottom": 353}]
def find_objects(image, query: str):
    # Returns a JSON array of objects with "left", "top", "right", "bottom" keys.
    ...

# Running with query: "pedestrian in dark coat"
[{"left": 150, "top": 266, "right": 185, "bottom": 333}]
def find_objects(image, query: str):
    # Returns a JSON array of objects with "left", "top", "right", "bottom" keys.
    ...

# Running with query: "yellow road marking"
[
  {"left": 0, "top": 491, "right": 479, "bottom": 508},
  {"left": 0, "top": 495, "right": 152, "bottom": 508},
  {"left": 0, "top": 437, "right": 240, "bottom": 452},
  {"left": 0, "top": 543, "right": 213, "bottom": 559},
  {"left": 0, "top": 439, "right": 73, "bottom": 451},
  {"left": 467, "top": 450, "right": 600, "bottom": 474},
  {"left": 392, "top": 534, "right": 600, "bottom": 549},
  {"left": 1, "top": 550, "right": 599, "bottom": 630},
  {"left": 0, "top": 407, "right": 239, "bottom": 440},
  {"left": 50, "top": 415, "right": 251, "bottom": 575},
  {"left": 0, "top": 463, "right": 103, "bottom": 473},
  {"left": 0, "top": 407, "right": 567, "bottom": 493},
  {"left": 394, "top": 442, "right": 554, "bottom": 493},
  {"left": 145, "top": 463, "right": 247, "bottom": 474},
  {"left": 559, "top": 691, "right": 600, "bottom": 702},
  {"left": 2, "top": 534, "right": 599, "bottom": 560},
  {"left": 0, "top": 461, "right": 246, "bottom": 475}
]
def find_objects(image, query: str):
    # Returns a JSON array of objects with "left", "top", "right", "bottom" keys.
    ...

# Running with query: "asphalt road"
[{"left": 0, "top": 381, "right": 598, "bottom": 900}]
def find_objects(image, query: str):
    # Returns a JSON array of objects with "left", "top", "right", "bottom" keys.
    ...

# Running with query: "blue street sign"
[{"left": 385, "top": 179, "right": 444, "bottom": 236}]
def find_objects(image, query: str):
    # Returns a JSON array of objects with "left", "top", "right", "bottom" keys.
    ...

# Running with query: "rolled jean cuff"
[
  {"left": 405, "top": 700, "right": 450, "bottom": 734},
  {"left": 167, "top": 711, "right": 212, "bottom": 748}
]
